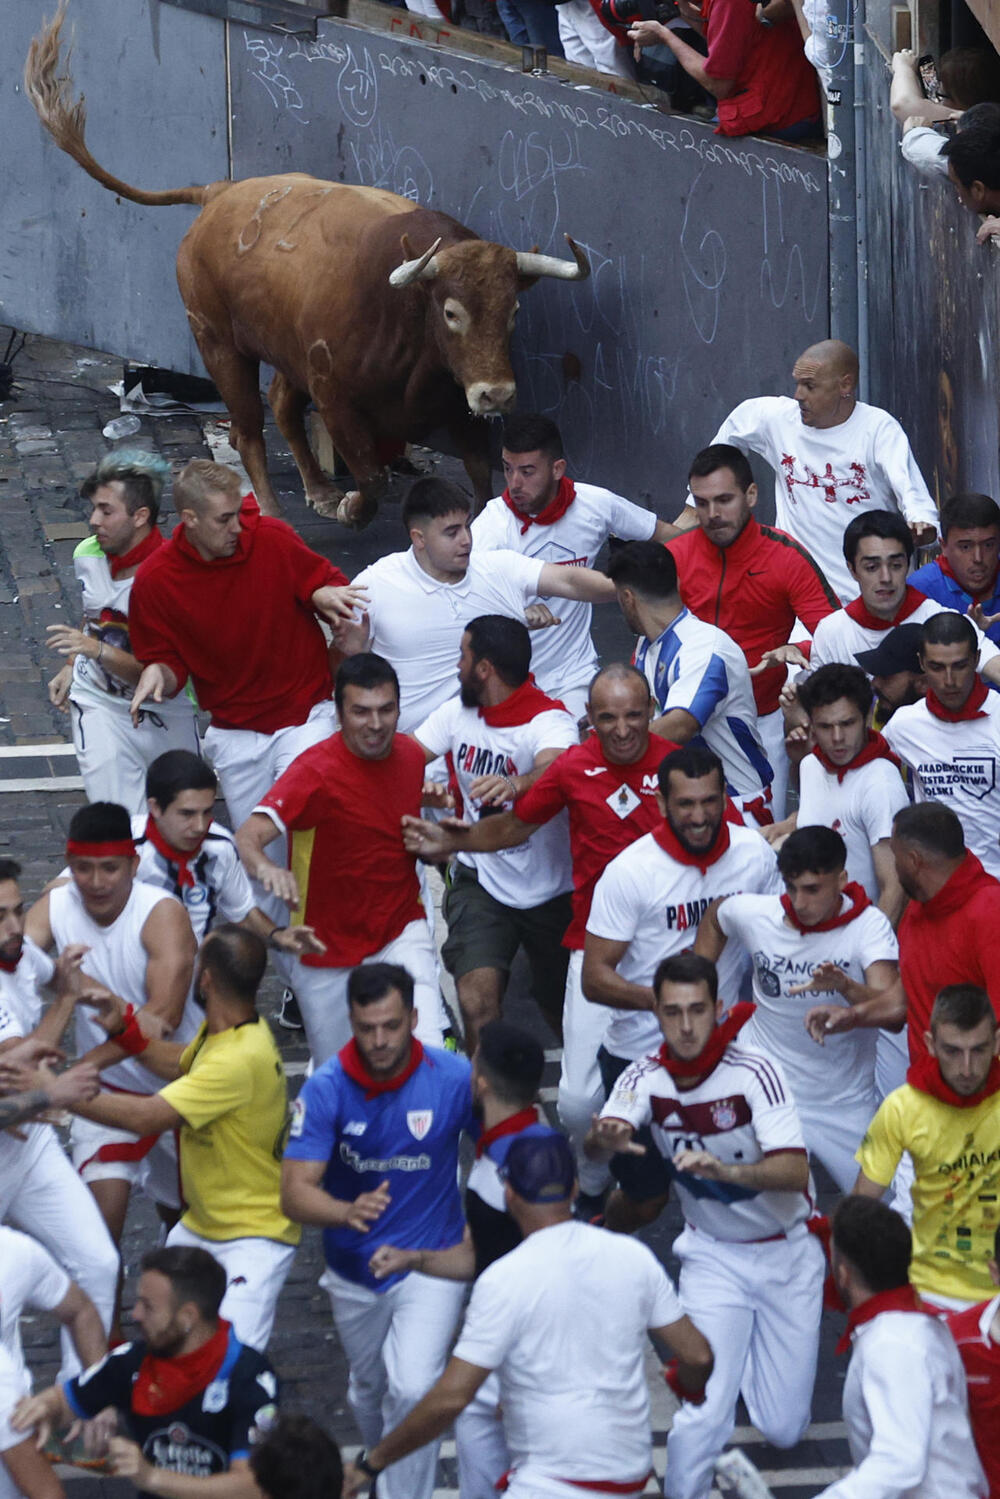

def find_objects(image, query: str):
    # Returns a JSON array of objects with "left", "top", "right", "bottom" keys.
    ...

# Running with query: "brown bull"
[{"left": 25, "top": 5, "right": 589, "bottom": 527}]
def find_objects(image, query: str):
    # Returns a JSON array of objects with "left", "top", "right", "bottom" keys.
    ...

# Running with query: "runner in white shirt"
[
  {"left": 45, "top": 450, "right": 199, "bottom": 815},
  {"left": 413, "top": 616, "right": 578, "bottom": 1051},
  {"left": 696, "top": 826, "right": 899, "bottom": 1191},
  {"left": 807, "top": 510, "right": 1000, "bottom": 677},
  {"left": 0, "top": 860, "right": 119, "bottom": 1377},
  {"left": 471, "top": 415, "right": 676, "bottom": 718},
  {"left": 0, "top": 1227, "right": 105, "bottom": 1395},
  {"left": 883, "top": 611, "right": 1000, "bottom": 879},
  {"left": 587, "top": 952, "right": 824, "bottom": 1499},
  {"left": 606, "top": 543, "right": 774, "bottom": 824},
  {"left": 817, "top": 1195, "right": 985, "bottom": 1499},
  {"left": 674, "top": 340, "right": 938, "bottom": 602},
  {"left": 0, "top": 1340, "right": 62, "bottom": 1499},
  {"left": 584, "top": 747, "right": 780, "bottom": 1225},
  {"left": 25, "top": 803, "right": 198, "bottom": 1261},
  {"left": 341, "top": 1131, "right": 713, "bottom": 1499},
  {"left": 338, "top": 478, "right": 617, "bottom": 733}
]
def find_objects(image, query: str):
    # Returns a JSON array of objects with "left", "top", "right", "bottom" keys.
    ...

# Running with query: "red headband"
[{"left": 66, "top": 839, "right": 137, "bottom": 859}]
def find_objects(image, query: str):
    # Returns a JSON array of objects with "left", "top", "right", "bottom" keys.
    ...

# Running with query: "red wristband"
[
  {"left": 113, "top": 1004, "right": 150, "bottom": 1057},
  {"left": 663, "top": 1360, "right": 706, "bottom": 1405}
]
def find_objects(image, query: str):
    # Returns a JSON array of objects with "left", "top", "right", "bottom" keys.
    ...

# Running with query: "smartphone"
[{"left": 917, "top": 52, "right": 944, "bottom": 102}]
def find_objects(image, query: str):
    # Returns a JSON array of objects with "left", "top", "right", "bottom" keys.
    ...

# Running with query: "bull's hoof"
[
  {"left": 335, "top": 490, "right": 378, "bottom": 530},
  {"left": 305, "top": 484, "right": 346, "bottom": 519}
]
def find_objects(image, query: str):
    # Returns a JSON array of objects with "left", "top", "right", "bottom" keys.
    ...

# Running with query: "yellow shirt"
[
  {"left": 857, "top": 1084, "right": 1000, "bottom": 1303},
  {"left": 161, "top": 1018, "right": 300, "bottom": 1247}
]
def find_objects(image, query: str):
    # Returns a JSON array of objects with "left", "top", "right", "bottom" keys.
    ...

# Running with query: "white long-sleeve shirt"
[
  {"left": 818, "top": 1308, "right": 986, "bottom": 1499},
  {"left": 686, "top": 396, "right": 938, "bottom": 602}
]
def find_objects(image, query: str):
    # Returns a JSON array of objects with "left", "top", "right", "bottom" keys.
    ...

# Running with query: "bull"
[{"left": 25, "top": 5, "right": 590, "bottom": 527}]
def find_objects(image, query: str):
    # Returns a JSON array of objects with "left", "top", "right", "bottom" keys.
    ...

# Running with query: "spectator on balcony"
[{"left": 628, "top": 0, "right": 820, "bottom": 138}]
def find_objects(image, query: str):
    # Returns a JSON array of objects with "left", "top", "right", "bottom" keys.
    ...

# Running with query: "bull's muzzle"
[{"left": 465, "top": 381, "right": 517, "bottom": 415}]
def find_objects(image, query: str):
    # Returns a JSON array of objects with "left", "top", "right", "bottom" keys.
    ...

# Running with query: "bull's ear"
[{"left": 400, "top": 234, "right": 416, "bottom": 260}]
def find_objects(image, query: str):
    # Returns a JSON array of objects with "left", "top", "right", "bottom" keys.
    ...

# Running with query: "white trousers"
[
  {"left": 664, "top": 1225, "right": 824, "bottom": 1499},
  {"left": 0, "top": 1129, "right": 119, "bottom": 1379},
  {"left": 756, "top": 709, "right": 789, "bottom": 822},
  {"left": 167, "top": 1222, "right": 296, "bottom": 1352},
  {"left": 797, "top": 1099, "right": 876, "bottom": 1194},
  {"left": 557, "top": 0, "right": 633, "bottom": 75},
  {"left": 70, "top": 695, "right": 200, "bottom": 818},
  {"left": 70, "top": 1115, "right": 182, "bottom": 1210},
  {"left": 291, "top": 920, "right": 447, "bottom": 1066},
  {"left": 203, "top": 700, "right": 338, "bottom": 931},
  {"left": 455, "top": 1371, "right": 509, "bottom": 1499},
  {"left": 320, "top": 1266, "right": 467, "bottom": 1499},
  {"left": 556, "top": 951, "right": 611, "bottom": 1196}
]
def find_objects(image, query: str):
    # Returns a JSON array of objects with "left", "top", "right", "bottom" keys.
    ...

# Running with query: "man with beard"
[
  {"left": 587, "top": 951, "right": 823, "bottom": 1499},
  {"left": 412, "top": 615, "right": 578, "bottom": 1053},
  {"left": 402, "top": 663, "right": 684, "bottom": 1210},
  {"left": 281, "top": 961, "right": 474, "bottom": 1499},
  {"left": 12, "top": 1245, "right": 277, "bottom": 1499},
  {"left": 59, "top": 925, "right": 299, "bottom": 1352},
  {"left": 582, "top": 745, "right": 780, "bottom": 1221}
]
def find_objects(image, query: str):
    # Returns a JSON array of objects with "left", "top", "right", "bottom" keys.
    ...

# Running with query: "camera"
[{"left": 600, "top": 0, "right": 680, "bottom": 29}]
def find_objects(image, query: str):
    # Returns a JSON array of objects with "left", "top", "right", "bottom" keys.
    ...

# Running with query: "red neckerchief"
[
  {"left": 781, "top": 881, "right": 871, "bottom": 934},
  {"left": 652, "top": 816, "right": 731, "bottom": 876},
  {"left": 844, "top": 584, "right": 926, "bottom": 632},
  {"left": 474, "top": 1106, "right": 540, "bottom": 1158},
  {"left": 338, "top": 1038, "right": 425, "bottom": 1099},
  {"left": 479, "top": 676, "right": 568, "bottom": 728},
  {"left": 132, "top": 1320, "right": 231, "bottom": 1416},
  {"left": 107, "top": 528, "right": 163, "bottom": 580},
  {"left": 836, "top": 1286, "right": 936, "bottom": 1355},
  {"left": 906, "top": 1052, "right": 1000, "bottom": 1110},
  {"left": 0, "top": 945, "right": 21, "bottom": 974},
  {"left": 925, "top": 677, "right": 990, "bottom": 722},
  {"left": 501, "top": 476, "right": 576, "bottom": 535},
  {"left": 143, "top": 816, "right": 204, "bottom": 890},
  {"left": 938, "top": 553, "right": 997, "bottom": 606},
  {"left": 657, "top": 1002, "right": 754, "bottom": 1089},
  {"left": 812, "top": 729, "right": 901, "bottom": 785},
  {"left": 172, "top": 499, "right": 259, "bottom": 569}
]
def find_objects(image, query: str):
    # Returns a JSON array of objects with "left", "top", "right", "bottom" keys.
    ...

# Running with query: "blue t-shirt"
[
  {"left": 909, "top": 559, "right": 1000, "bottom": 644},
  {"left": 285, "top": 1045, "right": 474, "bottom": 1291}
]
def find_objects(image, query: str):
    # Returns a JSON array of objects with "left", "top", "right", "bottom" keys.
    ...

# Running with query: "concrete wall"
[{"left": 4, "top": 0, "right": 829, "bottom": 504}]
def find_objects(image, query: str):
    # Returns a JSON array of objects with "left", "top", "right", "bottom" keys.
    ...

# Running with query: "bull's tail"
[{"left": 25, "top": 1, "right": 208, "bottom": 209}]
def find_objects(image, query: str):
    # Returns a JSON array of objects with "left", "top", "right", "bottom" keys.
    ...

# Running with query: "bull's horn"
[
  {"left": 389, "top": 238, "right": 442, "bottom": 288},
  {"left": 515, "top": 236, "right": 590, "bottom": 281}
]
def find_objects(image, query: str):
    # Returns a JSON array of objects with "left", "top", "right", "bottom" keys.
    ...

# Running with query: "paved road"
[{"left": 1, "top": 334, "right": 850, "bottom": 1497}]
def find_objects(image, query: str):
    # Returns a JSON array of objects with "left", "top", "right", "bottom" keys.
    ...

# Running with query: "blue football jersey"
[{"left": 285, "top": 1045, "right": 474, "bottom": 1291}]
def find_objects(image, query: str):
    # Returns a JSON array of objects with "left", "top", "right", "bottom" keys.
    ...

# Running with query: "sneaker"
[{"left": 276, "top": 989, "right": 304, "bottom": 1031}]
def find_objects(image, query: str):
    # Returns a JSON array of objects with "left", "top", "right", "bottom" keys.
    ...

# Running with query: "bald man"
[{"left": 675, "top": 341, "right": 938, "bottom": 602}]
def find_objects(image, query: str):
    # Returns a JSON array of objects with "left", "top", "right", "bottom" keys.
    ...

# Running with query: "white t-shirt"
[
  {"left": 817, "top": 1311, "right": 986, "bottom": 1499},
  {"left": 809, "top": 596, "right": 1000, "bottom": 675},
  {"left": 471, "top": 484, "right": 657, "bottom": 696},
  {"left": 353, "top": 548, "right": 546, "bottom": 733},
  {"left": 414, "top": 698, "right": 577, "bottom": 909},
  {"left": 132, "top": 816, "right": 256, "bottom": 943},
  {"left": 690, "top": 396, "right": 938, "bottom": 602},
  {"left": 0, "top": 1343, "right": 27, "bottom": 1460},
  {"left": 601, "top": 1042, "right": 813, "bottom": 1240},
  {"left": 0, "top": 1226, "right": 71, "bottom": 1389},
  {"left": 453, "top": 1219, "right": 680, "bottom": 1487},
  {"left": 900, "top": 126, "right": 950, "bottom": 180},
  {"left": 882, "top": 689, "right": 1000, "bottom": 878},
  {"left": 634, "top": 609, "right": 772, "bottom": 802},
  {"left": 716, "top": 892, "right": 897, "bottom": 1111},
  {"left": 797, "top": 752, "right": 909, "bottom": 901},
  {"left": 0, "top": 941, "right": 57, "bottom": 1187},
  {"left": 586, "top": 825, "right": 781, "bottom": 1059}
]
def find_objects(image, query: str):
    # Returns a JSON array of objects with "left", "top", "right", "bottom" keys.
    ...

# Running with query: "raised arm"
[{"left": 537, "top": 562, "right": 616, "bottom": 605}]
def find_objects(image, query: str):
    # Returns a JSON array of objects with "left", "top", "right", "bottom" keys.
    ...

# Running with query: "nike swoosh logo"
[
  {"left": 584, "top": 767, "right": 608, "bottom": 776},
  {"left": 747, "top": 569, "right": 767, "bottom": 577}
]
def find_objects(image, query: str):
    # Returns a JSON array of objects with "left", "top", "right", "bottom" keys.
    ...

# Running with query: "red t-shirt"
[
  {"left": 898, "top": 852, "right": 1000, "bottom": 1059},
  {"left": 257, "top": 733, "right": 427, "bottom": 967},
  {"left": 703, "top": 0, "right": 820, "bottom": 137},
  {"left": 945, "top": 1296, "right": 1000, "bottom": 1499},
  {"left": 515, "top": 735, "right": 675, "bottom": 949},
  {"left": 667, "top": 518, "right": 838, "bottom": 715},
  {"left": 129, "top": 507, "right": 347, "bottom": 734}
]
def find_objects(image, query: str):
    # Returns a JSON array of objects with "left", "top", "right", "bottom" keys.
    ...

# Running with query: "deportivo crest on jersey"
[
  {"left": 407, "top": 1109, "right": 434, "bottom": 1140},
  {"left": 711, "top": 1099, "right": 738, "bottom": 1131},
  {"left": 607, "top": 784, "right": 641, "bottom": 819},
  {"left": 202, "top": 1380, "right": 229, "bottom": 1414}
]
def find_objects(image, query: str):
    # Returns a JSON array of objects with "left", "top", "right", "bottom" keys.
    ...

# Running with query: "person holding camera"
[{"left": 628, "top": 0, "right": 820, "bottom": 139}]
